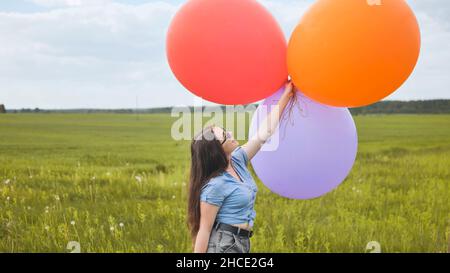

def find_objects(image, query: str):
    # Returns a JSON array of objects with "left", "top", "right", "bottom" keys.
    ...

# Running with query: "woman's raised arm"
[{"left": 243, "top": 81, "right": 295, "bottom": 161}]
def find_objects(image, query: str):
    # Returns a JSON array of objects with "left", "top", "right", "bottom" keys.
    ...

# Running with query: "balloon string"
[{"left": 279, "top": 92, "right": 308, "bottom": 140}]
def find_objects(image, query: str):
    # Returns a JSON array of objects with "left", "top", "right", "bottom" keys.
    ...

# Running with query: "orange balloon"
[
  {"left": 166, "top": 0, "right": 288, "bottom": 105},
  {"left": 287, "top": 0, "right": 421, "bottom": 107}
]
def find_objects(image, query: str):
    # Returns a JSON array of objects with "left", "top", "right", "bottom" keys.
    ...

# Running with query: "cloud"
[
  {"left": 386, "top": 0, "right": 450, "bottom": 100},
  {"left": 259, "top": 0, "right": 313, "bottom": 37},
  {"left": 27, "top": 0, "right": 111, "bottom": 8},
  {"left": 0, "top": 1, "right": 191, "bottom": 108},
  {"left": 0, "top": 0, "right": 449, "bottom": 108}
]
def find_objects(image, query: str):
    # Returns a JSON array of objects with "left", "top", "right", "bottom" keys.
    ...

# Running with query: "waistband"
[{"left": 213, "top": 222, "right": 253, "bottom": 238}]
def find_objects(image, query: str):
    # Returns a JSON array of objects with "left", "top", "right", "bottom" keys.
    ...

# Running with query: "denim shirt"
[{"left": 200, "top": 146, "right": 258, "bottom": 227}]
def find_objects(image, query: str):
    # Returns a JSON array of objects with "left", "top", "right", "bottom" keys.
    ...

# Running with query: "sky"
[{"left": 0, "top": 0, "right": 449, "bottom": 109}]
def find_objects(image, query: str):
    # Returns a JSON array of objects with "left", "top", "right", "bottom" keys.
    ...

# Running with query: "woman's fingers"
[{"left": 283, "top": 81, "right": 294, "bottom": 97}]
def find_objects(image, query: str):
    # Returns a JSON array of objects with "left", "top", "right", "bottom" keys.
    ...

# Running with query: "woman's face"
[{"left": 213, "top": 126, "right": 239, "bottom": 155}]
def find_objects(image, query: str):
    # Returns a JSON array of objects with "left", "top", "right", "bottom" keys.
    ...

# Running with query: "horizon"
[{"left": 1, "top": 98, "right": 449, "bottom": 111}]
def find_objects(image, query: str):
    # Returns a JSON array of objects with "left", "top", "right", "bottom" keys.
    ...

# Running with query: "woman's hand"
[{"left": 280, "top": 80, "right": 296, "bottom": 101}]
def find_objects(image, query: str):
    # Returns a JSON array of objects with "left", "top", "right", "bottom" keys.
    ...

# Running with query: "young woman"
[{"left": 188, "top": 81, "right": 295, "bottom": 253}]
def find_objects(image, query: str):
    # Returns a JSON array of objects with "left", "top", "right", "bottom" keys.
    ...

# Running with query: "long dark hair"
[{"left": 187, "top": 125, "right": 228, "bottom": 245}]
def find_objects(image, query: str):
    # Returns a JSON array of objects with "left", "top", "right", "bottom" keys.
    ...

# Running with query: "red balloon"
[{"left": 166, "top": 0, "right": 288, "bottom": 105}]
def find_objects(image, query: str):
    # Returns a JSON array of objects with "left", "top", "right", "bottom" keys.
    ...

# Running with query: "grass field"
[{"left": 0, "top": 113, "right": 449, "bottom": 253}]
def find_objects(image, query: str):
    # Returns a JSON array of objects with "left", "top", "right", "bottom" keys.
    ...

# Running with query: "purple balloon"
[{"left": 249, "top": 88, "right": 358, "bottom": 200}]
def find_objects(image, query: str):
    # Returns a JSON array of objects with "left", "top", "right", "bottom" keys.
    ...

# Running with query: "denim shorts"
[{"left": 206, "top": 226, "right": 251, "bottom": 253}]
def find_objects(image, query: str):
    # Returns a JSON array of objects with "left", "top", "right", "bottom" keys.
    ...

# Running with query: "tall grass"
[{"left": 0, "top": 113, "right": 448, "bottom": 252}]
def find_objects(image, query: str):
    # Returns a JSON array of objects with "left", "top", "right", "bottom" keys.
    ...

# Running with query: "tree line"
[{"left": 1, "top": 100, "right": 449, "bottom": 115}]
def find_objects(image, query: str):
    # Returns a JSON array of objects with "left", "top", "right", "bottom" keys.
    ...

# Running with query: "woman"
[{"left": 188, "top": 81, "right": 295, "bottom": 253}]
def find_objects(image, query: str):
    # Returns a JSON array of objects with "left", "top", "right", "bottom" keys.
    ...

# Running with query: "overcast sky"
[{"left": 0, "top": 0, "right": 449, "bottom": 109}]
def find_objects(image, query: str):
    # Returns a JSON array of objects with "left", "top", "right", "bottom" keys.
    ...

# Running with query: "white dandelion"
[
  {"left": 70, "top": 220, "right": 75, "bottom": 226},
  {"left": 110, "top": 226, "right": 115, "bottom": 232},
  {"left": 119, "top": 223, "right": 124, "bottom": 228},
  {"left": 135, "top": 176, "right": 142, "bottom": 183},
  {"left": 4, "top": 179, "right": 10, "bottom": 185}
]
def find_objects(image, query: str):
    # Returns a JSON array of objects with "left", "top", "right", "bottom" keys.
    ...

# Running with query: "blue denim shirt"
[{"left": 200, "top": 146, "right": 258, "bottom": 227}]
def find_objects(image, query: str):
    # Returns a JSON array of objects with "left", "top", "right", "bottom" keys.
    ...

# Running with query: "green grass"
[{"left": 0, "top": 113, "right": 449, "bottom": 253}]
